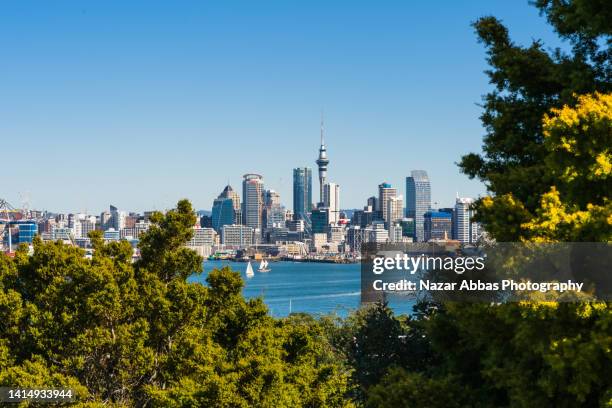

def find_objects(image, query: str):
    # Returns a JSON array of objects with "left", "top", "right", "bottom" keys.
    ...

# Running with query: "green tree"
[
  {"left": 0, "top": 200, "right": 353, "bottom": 407},
  {"left": 458, "top": 1, "right": 610, "bottom": 240},
  {"left": 364, "top": 2, "right": 612, "bottom": 407}
]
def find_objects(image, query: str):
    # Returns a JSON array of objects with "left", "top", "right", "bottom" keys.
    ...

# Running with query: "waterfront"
[{"left": 190, "top": 260, "right": 414, "bottom": 317}]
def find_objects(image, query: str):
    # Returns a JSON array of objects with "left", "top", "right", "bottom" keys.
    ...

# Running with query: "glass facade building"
[
  {"left": 424, "top": 211, "right": 452, "bottom": 241},
  {"left": 293, "top": 167, "right": 312, "bottom": 221},
  {"left": 211, "top": 198, "right": 235, "bottom": 232},
  {"left": 17, "top": 222, "right": 37, "bottom": 243},
  {"left": 406, "top": 170, "right": 431, "bottom": 242},
  {"left": 310, "top": 208, "right": 329, "bottom": 234}
]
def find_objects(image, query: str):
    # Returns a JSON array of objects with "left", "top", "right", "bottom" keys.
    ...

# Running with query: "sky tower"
[{"left": 315, "top": 116, "right": 329, "bottom": 205}]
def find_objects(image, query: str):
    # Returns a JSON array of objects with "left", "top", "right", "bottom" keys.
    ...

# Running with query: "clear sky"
[{"left": 0, "top": 1, "right": 565, "bottom": 214}]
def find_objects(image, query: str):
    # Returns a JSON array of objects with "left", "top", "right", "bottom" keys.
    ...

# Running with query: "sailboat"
[
  {"left": 258, "top": 259, "right": 271, "bottom": 272},
  {"left": 245, "top": 261, "right": 255, "bottom": 278}
]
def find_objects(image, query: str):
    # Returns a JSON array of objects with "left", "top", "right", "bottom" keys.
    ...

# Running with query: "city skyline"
[{"left": 1, "top": 2, "right": 567, "bottom": 213}]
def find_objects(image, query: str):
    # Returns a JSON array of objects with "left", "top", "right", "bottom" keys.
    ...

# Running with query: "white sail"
[
  {"left": 246, "top": 261, "right": 254, "bottom": 277},
  {"left": 258, "top": 259, "right": 270, "bottom": 272}
]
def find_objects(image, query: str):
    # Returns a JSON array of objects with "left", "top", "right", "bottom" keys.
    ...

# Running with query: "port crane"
[{"left": 0, "top": 198, "right": 16, "bottom": 253}]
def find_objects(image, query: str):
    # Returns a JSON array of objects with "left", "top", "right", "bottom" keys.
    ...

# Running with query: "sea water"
[{"left": 189, "top": 260, "right": 414, "bottom": 317}]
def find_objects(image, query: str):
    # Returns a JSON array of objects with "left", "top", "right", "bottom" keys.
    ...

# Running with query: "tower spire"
[
  {"left": 320, "top": 111, "right": 325, "bottom": 146},
  {"left": 315, "top": 113, "right": 330, "bottom": 205}
]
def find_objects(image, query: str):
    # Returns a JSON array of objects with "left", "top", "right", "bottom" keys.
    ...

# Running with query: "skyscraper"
[
  {"left": 454, "top": 196, "right": 478, "bottom": 244},
  {"left": 109, "top": 205, "right": 126, "bottom": 231},
  {"left": 218, "top": 184, "right": 242, "bottom": 224},
  {"left": 406, "top": 170, "right": 431, "bottom": 242},
  {"left": 386, "top": 195, "right": 404, "bottom": 226},
  {"left": 378, "top": 182, "right": 397, "bottom": 224},
  {"left": 315, "top": 119, "right": 329, "bottom": 205},
  {"left": 211, "top": 185, "right": 241, "bottom": 232},
  {"left": 293, "top": 167, "right": 312, "bottom": 220},
  {"left": 323, "top": 182, "right": 340, "bottom": 225},
  {"left": 242, "top": 174, "right": 264, "bottom": 231},
  {"left": 211, "top": 198, "right": 234, "bottom": 232}
]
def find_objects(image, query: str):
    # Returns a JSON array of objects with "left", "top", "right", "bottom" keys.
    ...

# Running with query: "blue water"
[{"left": 189, "top": 260, "right": 414, "bottom": 317}]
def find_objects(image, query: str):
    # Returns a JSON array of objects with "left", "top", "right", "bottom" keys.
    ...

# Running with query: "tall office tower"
[
  {"left": 242, "top": 174, "right": 264, "bottom": 231},
  {"left": 454, "top": 196, "right": 477, "bottom": 243},
  {"left": 109, "top": 205, "right": 126, "bottom": 231},
  {"left": 218, "top": 184, "right": 241, "bottom": 224},
  {"left": 323, "top": 182, "right": 340, "bottom": 225},
  {"left": 211, "top": 198, "right": 235, "bottom": 232},
  {"left": 315, "top": 119, "right": 330, "bottom": 205},
  {"left": 386, "top": 195, "right": 404, "bottom": 226},
  {"left": 310, "top": 208, "right": 329, "bottom": 234},
  {"left": 211, "top": 185, "right": 241, "bottom": 232},
  {"left": 292, "top": 167, "right": 313, "bottom": 221},
  {"left": 100, "top": 211, "right": 112, "bottom": 230},
  {"left": 378, "top": 182, "right": 397, "bottom": 224},
  {"left": 405, "top": 170, "right": 431, "bottom": 242}
]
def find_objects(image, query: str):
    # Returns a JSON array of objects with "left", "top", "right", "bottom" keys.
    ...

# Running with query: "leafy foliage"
[
  {"left": 458, "top": 0, "right": 611, "bottom": 240},
  {"left": 0, "top": 200, "right": 353, "bottom": 407}
]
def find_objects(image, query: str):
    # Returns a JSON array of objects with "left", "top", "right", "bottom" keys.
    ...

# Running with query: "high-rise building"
[
  {"left": 242, "top": 174, "right": 264, "bottom": 231},
  {"left": 378, "top": 183, "right": 397, "bottom": 224},
  {"left": 406, "top": 170, "right": 431, "bottom": 242},
  {"left": 310, "top": 208, "right": 329, "bottom": 234},
  {"left": 212, "top": 185, "right": 241, "bottom": 232},
  {"left": 187, "top": 227, "right": 216, "bottom": 247},
  {"left": 292, "top": 167, "right": 312, "bottom": 221},
  {"left": 315, "top": 119, "right": 330, "bottom": 204},
  {"left": 386, "top": 195, "right": 404, "bottom": 226},
  {"left": 363, "top": 221, "right": 388, "bottom": 244},
  {"left": 109, "top": 205, "right": 126, "bottom": 231},
  {"left": 100, "top": 211, "right": 112, "bottom": 230},
  {"left": 211, "top": 198, "right": 235, "bottom": 232},
  {"left": 323, "top": 182, "right": 340, "bottom": 225},
  {"left": 222, "top": 224, "right": 253, "bottom": 247},
  {"left": 424, "top": 211, "right": 452, "bottom": 241},
  {"left": 454, "top": 196, "right": 480, "bottom": 244},
  {"left": 219, "top": 185, "right": 242, "bottom": 224}
]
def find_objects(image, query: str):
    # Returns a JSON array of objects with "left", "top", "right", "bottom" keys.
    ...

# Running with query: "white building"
[
  {"left": 188, "top": 227, "right": 216, "bottom": 247},
  {"left": 386, "top": 195, "right": 404, "bottom": 226},
  {"left": 364, "top": 222, "right": 388, "bottom": 244},
  {"left": 222, "top": 224, "right": 253, "bottom": 247},
  {"left": 388, "top": 222, "right": 403, "bottom": 243},
  {"left": 110, "top": 205, "right": 127, "bottom": 231},
  {"left": 323, "top": 182, "right": 340, "bottom": 225},
  {"left": 103, "top": 228, "right": 120, "bottom": 242},
  {"left": 454, "top": 196, "right": 478, "bottom": 244},
  {"left": 378, "top": 182, "right": 397, "bottom": 224}
]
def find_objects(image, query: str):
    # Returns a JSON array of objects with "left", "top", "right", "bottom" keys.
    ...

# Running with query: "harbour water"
[{"left": 189, "top": 260, "right": 414, "bottom": 317}]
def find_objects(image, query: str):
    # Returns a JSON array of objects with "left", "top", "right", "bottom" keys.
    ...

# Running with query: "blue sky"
[{"left": 0, "top": 1, "right": 565, "bottom": 213}]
